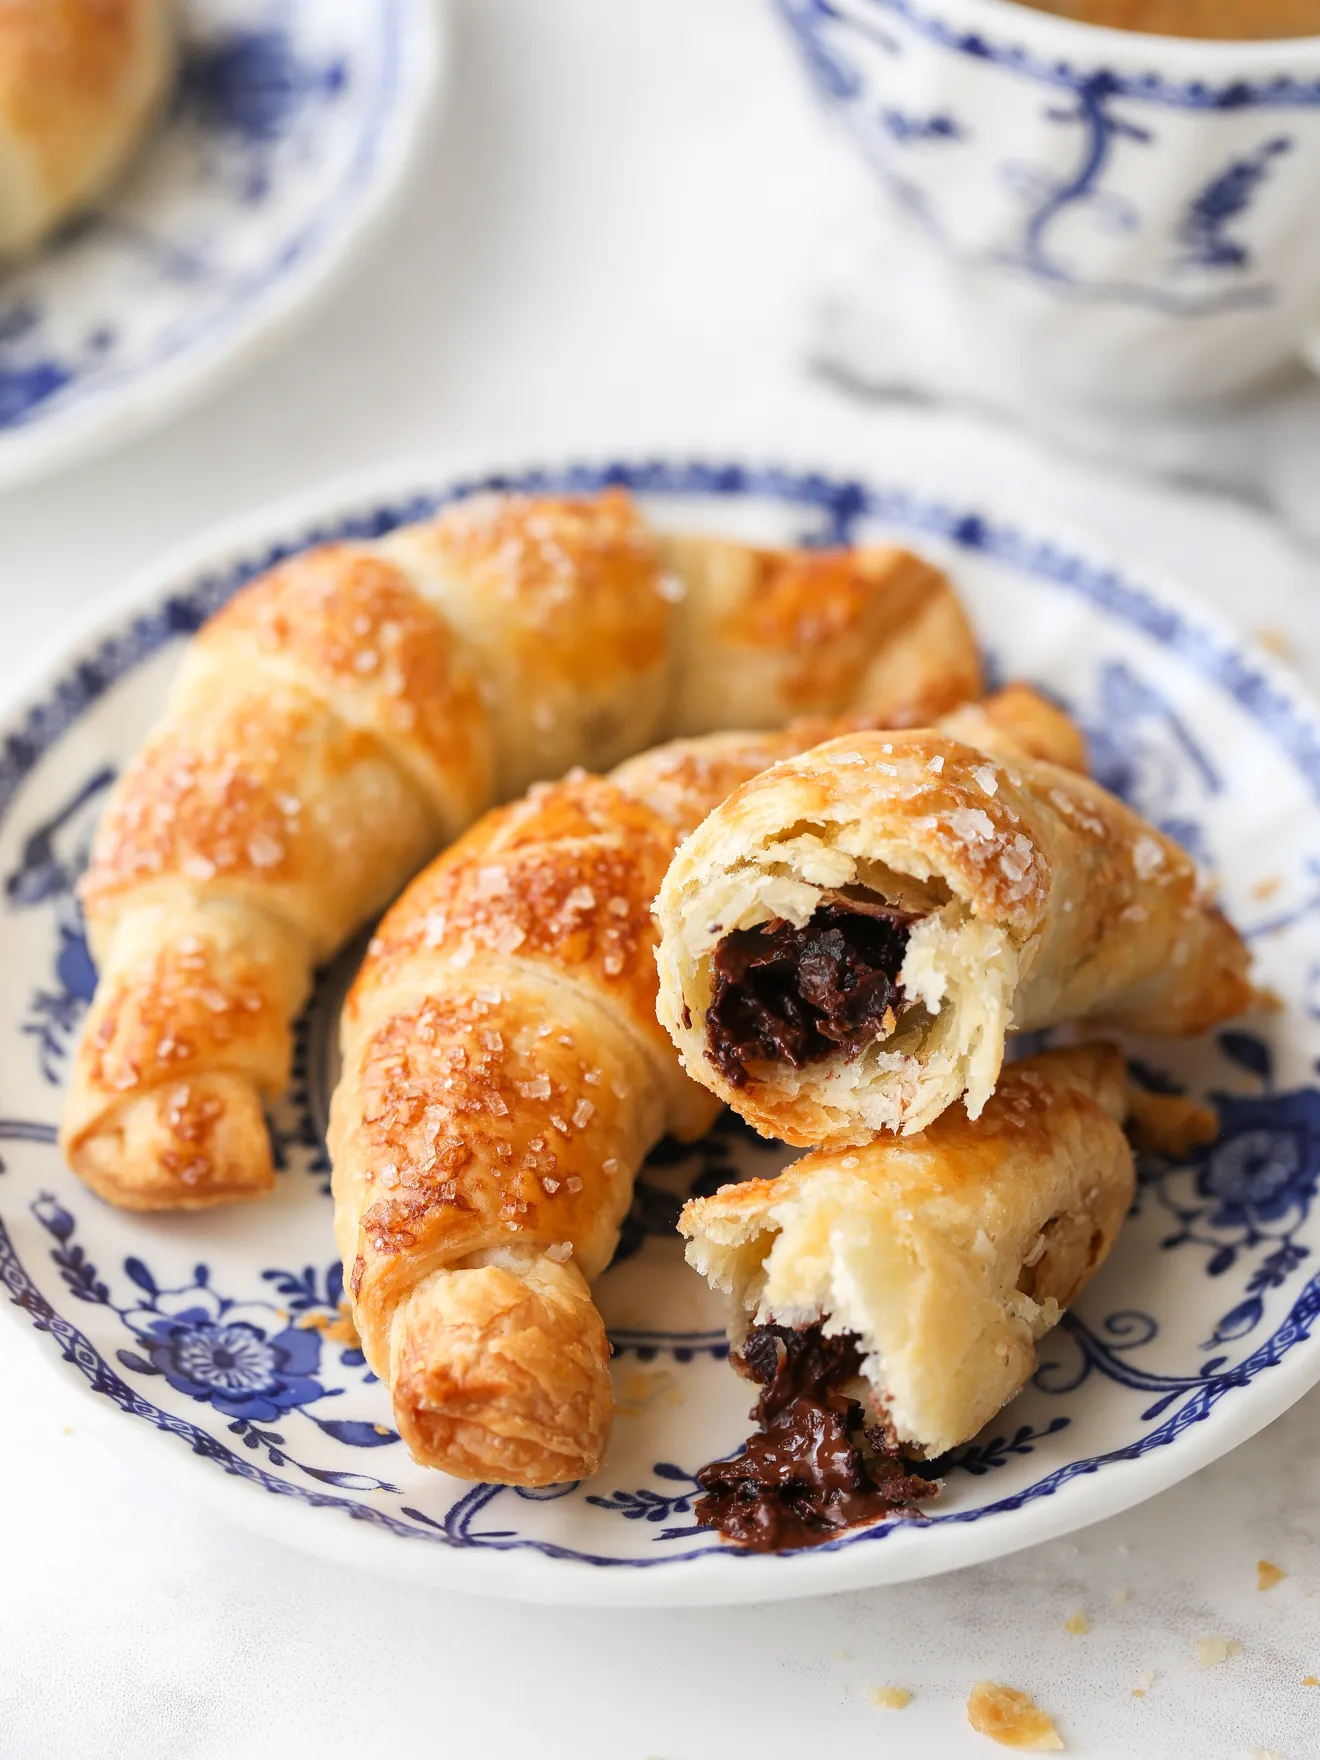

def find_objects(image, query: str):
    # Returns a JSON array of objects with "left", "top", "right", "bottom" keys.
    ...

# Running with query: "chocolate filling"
[
  {"left": 705, "top": 899, "right": 920, "bottom": 1087},
  {"left": 695, "top": 1323, "right": 938, "bottom": 1552}
]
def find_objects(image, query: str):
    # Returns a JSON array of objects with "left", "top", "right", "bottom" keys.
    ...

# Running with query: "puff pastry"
[
  {"left": 0, "top": 0, "right": 173, "bottom": 257},
  {"left": 63, "top": 489, "right": 982, "bottom": 1210},
  {"left": 655, "top": 727, "right": 1251, "bottom": 1147},
  {"left": 326, "top": 688, "right": 1062, "bottom": 1486},
  {"left": 679, "top": 1044, "right": 1134, "bottom": 1543}
]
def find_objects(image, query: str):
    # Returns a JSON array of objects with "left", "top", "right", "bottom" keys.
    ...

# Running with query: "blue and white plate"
[
  {"left": 0, "top": 0, "right": 441, "bottom": 489},
  {"left": 3, "top": 455, "right": 1319, "bottom": 1606}
]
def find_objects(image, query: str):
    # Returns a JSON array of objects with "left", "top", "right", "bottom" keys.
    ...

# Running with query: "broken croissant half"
[
  {"left": 655, "top": 724, "right": 1252, "bottom": 1148},
  {"left": 679, "top": 1045, "right": 1138, "bottom": 1548}
]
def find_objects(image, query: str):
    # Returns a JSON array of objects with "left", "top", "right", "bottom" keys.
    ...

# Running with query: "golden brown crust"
[
  {"left": 381, "top": 490, "right": 677, "bottom": 798},
  {"left": 390, "top": 1256, "right": 612, "bottom": 1486},
  {"left": 0, "top": 0, "right": 173, "bottom": 256},
  {"left": 940, "top": 682, "right": 1089, "bottom": 773},
  {"left": 662, "top": 536, "right": 983, "bottom": 736},
  {"left": 356, "top": 778, "right": 679, "bottom": 1066},
  {"left": 679, "top": 1046, "right": 1135, "bottom": 1456},
  {"left": 656, "top": 727, "right": 1252, "bottom": 1146},
  {"left": 68, "top": 1073, "right": 275, "bottom": 1211},
  {"left": 195, "top": 545, "right": 494, "bottom": 835},
  {"left": 609, "top": 731, "right": 808, "bottom": 840}
]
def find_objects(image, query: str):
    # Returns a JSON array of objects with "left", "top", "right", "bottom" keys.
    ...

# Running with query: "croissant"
[
  {"left": 327, "top": 687, "right": 1084, "bottom": 1486},
  {"left": 678, "top": 1045, "right": 1135, "bottom": 1547},
  {"left": 655, "top": 725, "right": 1252, "bottom": 1148},
  {"left": 62, "top": 489, "right": 982, "bottom": 1209},
  {"left": 0, "top": 0, "right": 173, "bottom": 257}
]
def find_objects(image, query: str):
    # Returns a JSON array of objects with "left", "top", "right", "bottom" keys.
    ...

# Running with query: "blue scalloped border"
[{"left": 3, "top": 455, "right": 1320, "bottom": 1569}]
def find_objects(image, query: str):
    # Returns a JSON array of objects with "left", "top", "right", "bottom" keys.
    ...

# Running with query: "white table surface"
[{"left": 2, "top": 3, "right": 1320, "bottom": 1756}]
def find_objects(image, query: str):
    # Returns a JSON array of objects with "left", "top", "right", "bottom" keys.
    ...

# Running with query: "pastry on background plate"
[{"left": 0, "top": 0, "right": 174, "bottom": 258}]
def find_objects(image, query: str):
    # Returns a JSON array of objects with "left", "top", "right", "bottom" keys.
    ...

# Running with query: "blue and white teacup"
[{"left": 779, "top": 0, "right": 1320, "bottom": 406}]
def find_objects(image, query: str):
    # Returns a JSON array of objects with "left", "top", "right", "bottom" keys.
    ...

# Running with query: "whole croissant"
[
  {"left": 328, "top": 686, "right": 1085, "bottom": 1486},
  {"left": 62, "top": 489, "right": 982, "bottom": 1209}
]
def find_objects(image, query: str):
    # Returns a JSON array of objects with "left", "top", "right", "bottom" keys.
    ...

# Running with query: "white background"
[{"left": 1, "top": 2, "right": 1319, "bottom": 1755}]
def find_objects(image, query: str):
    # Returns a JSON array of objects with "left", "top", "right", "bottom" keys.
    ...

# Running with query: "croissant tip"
[
  {"left": 60, "top": 1073, "right": 277, "bottom": 1211},
  {"left": 386, "top": 1257, "right": 613, "bottom": 1485}
]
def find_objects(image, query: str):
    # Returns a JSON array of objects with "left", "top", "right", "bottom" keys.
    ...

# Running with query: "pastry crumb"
[
  {"left": 1250, "top": 875, "right": 1283, "bottom": 901},
  {"left": 1255, "top": 627, "right": 1294, "bottom": 660},
  {"left": 1064, "top": 1611, "right": 1090, "bottom": 1636},
  {"left": 1111, "top": 1588, "right": 1131, "bottom": 1604},
  {"left": 967, "top": 1682, "right": 1063, "bottom": 1750},
  {"left": 1257, "top": 1559, "right": 1287, "bottom": 1591},
  {"left": 1302, "top": 1676, "right": 1317, "bottom": 1687},
  {"left": 869, "top": 1686, "right": 912, "bottom": 1709},
  {"left": 614, "top": 1369, "right": 683, "bottom": 1417},
  {"left": 60, "top": 1425, "right": 73, "bottom": 1436},
  {"left": 295, "top": 1301, "right": 361, "bottom": 1347},
  {"left": 1131, "top": 1689, "right": 1145, "bottom": 1699},
  {"left": 1125, "top": 1087, "right": 1218, "bottom": 1158},
  {"left": 1196, "top": 1637, "right": 1243, "bottom": 1667}
]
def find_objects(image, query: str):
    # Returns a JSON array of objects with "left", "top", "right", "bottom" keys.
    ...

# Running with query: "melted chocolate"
[
  {"left": 706, "top": 899, "right": 920, "bottom": 1087},
  {"left": 695, "top": 1323, "right": 938, "bottom": 1552}
]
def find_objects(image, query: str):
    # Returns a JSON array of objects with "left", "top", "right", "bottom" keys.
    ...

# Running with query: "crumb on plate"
[
  {"left": 295, "top": 1301, "right": 361, "bottom": 1347},
  {"left": 1124, "top": 1087, "right": 1218, "bottom": 1158},
  {"left": 967, "top": 1682, "right": 1063, "bottom": 1750},
  {"left": 614, "top": 1369, "right": 683, "bottom": 1417},
  {"left": 869, "top": 1686, "right": 912, "bottom": 1710},
  {"left": 1196, "top": 1637, "right": 1243, "bottom": 1668},
  {"left": 1064, "top": 1612, "right": 1089, "bottom": 1636},
  {"left": 1255, "top": 628, "right": 1294, "bottom": 660},
  {"left": 1257, "top": 1560, "right": 1287, "bottom": 1591}
]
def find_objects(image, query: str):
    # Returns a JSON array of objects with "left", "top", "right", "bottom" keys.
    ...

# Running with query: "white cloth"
[{"left": 1, "top": 3, "right": 1318, "bottom": 1756}]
